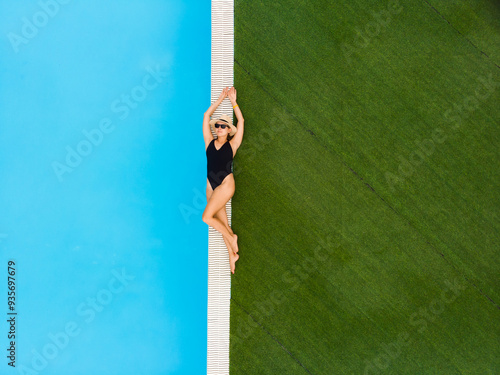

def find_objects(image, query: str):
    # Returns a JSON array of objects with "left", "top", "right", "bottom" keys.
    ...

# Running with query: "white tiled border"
[{"left": 207, "top": 1, "right": 233, "bottom": 374}]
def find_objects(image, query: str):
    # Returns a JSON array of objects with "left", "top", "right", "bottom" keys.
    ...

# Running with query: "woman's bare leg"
[
  {"left": 216, "top": 206, "right": 238, "bottom": 271},
  {"left": 203, "top": 183, "right": 239, "bottom": 272},
  {"left": 215, "top": 205, "right": 237, "bottom": 254},
  {"left": 207, "top": 181, "right": 237, "bottom": 254}
]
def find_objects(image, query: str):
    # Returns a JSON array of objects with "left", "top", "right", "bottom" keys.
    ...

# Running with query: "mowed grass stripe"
[
  {"left": 231, "top": 0, "right": 499, "bottom": 373},
  {"left": 424, "top": 0, "right": 500, "bottom": 65},
  {"left": 231, "top": 301, "right": 312, "bottom": 374},
  {"left": 231, "top": 66, "right": 498, "bottom": 373},
  {"left": 235, "top": 0, "right": 499, "bottom": 300}
]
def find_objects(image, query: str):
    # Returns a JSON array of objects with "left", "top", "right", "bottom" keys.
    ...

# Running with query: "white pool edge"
[{"left": 207, "top": 1, "right": 234, "bottom": 374}]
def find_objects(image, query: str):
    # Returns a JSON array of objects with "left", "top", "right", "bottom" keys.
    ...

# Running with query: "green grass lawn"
[{"left": 230, "top": 0, "right": 499, "bottom": 373}]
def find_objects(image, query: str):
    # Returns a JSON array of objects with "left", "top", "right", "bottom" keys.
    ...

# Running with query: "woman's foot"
[
  {"left": 229, "top": 252, "right": 239, "bottom": 274},
  {"left": 231, "top": 234, "right": 239, "bottom": 254},
  {"left": 222, "top": 235, "right": 237, "bottom": 256}
]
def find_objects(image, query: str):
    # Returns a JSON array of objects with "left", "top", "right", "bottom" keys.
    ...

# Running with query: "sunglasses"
[{"left": 215, "top": 123, "right": 229, "bottom": 129}]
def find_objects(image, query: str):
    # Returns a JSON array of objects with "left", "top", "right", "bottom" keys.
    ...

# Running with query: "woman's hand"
[
  {"left": 228, "top": 87, "right": 237, "bottom": 104},
  {"left": 218, "top": 87, "right": 229, "bottom": 101}
]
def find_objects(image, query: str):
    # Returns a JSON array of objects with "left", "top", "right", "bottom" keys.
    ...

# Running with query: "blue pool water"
[{"left": 0, "top": 1, "right": 210, "bottom": 374}]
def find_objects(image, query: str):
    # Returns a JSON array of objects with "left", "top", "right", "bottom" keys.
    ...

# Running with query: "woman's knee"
[
  {"left": 202, "top": 212, "right": 212, "bottom": 224},
  {"left": 202, "top": 205, "right": 212, "bottom": 223}
]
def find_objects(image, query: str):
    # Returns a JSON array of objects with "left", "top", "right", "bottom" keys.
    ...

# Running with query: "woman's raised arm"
[
  {"left": 228, "top": 87, "right": 244, "bottom": 152},
  {"left": 203, "top": 87, "right": 229, "bottom": 145},
  {"left": 205, "top": 87, "right": 228, "bottom": 118},
  {"left": 203, "top": 87, "right": 228, "bottom": 148}
]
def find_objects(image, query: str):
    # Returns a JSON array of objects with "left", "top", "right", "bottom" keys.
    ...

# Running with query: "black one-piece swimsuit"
[{"left": 206, "top": 139, "right": 233, "bottom": 190}]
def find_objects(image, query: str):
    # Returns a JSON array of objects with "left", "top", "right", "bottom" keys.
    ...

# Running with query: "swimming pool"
[{"left": 0, "top": 1, "right": 210, "bottom": 374}]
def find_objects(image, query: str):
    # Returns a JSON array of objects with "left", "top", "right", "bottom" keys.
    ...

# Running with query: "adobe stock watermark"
[
  {"left": 230, "top": 234, "right": 341, "bottom": 351},
  {"left": 7, "top": 0, "right": 72, "bottom": 54},
  {"left": 178, "top": 106, "right": 290, "bottom": 224},
  {"left": 16, "top": 268, "right": 135, "bottom": 375},
  {"left": 342, "top": 0, "right": 403, "bottom": 64},
  {"left": 386, "top": 73, "right": 499, "bottom": 192},
  {"left": 51, "top": 64, "right": 168, "bottom": 182},
  {"left": 363, "top": 277, "right": 467, "bottom": 374}
]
